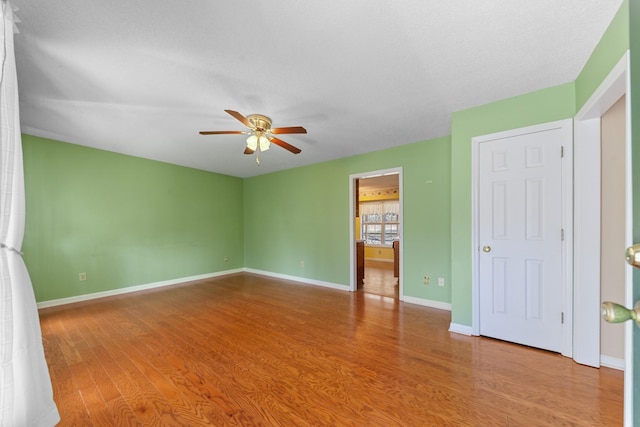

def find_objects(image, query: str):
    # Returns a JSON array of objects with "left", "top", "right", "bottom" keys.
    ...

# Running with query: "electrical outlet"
[
  {"left": 438, "top": 277, "right": 445, "bottom": 287},
  {"left": 224, "top": 256, "right": 229, "bottom": 262},
  {"left": 423, "top": 276, "right": 430, "bottom": 285},
  {"left": 300, "top": 260, "right": 305, "bottom": 268},
  {"left": 79, "top": 272, "right": 87, "bottom": 282}
]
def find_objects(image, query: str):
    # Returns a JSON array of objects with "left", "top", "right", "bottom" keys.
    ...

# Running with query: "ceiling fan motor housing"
[{"left": 247, "top": 114, "right": 272, "bottom": 132}]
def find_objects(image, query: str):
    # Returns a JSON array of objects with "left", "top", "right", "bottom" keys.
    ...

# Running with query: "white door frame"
[
  {"left": 349, "top": 167, "right": 404, "bottom": 298},
  {"left": 471, "top": 119, "right": 574, "bottom": 358},
  {"left": 574, "top": 51, "right": 631, "bottom": 421}
]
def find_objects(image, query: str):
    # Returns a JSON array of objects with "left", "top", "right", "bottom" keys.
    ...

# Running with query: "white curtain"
[
  {"left": 359, "top": 200, "right": 400, "bottom": 217},
  {"left": 0, "top": 3, "right": 59, "bottom": 426}
]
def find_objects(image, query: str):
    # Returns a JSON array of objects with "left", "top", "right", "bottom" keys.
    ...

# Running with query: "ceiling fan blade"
[
  {"left": 244, "top": 147, "right": 255, "bottom": 155},
  {"left": 269, "top": 136, "right": 301, "bottom": 154},
  {"left": 199, "top": 130, "right": 245, "bottom": 135},
  {"left": 225, "top": 110, "right": 252, "bottom": 128},
  {"left": 270, "top": 126, "right": 307, "bottom": 135}
]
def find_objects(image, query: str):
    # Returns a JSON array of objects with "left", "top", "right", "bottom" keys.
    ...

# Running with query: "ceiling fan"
[{"left": 200, "top": 110, "right": 306, "bottom": 164}]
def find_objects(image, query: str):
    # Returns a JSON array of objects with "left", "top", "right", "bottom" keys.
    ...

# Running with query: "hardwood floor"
[
  {"left": 39, "top": 273, "right": 623, "bottom": 426},
  {"left": 361, "top": 260, "right": 398, "bottom": 299}
]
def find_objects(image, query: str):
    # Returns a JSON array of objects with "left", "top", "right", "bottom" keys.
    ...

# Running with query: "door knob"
[
  {"left": 602, "top": 301, "right": 640, "bottom": 325},
  {"left": 626, "top": 244, "right": 640, "bottom": 268},
  {"left": 601, "top": 244, "right": 640, "bottom": 326},
  {"left": 482, "top": 246, "right": 491, "bottom": 253}
]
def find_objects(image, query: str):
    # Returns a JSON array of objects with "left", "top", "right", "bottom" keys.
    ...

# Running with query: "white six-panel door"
[{"left": 478, "top": 127, "right": 564, "bottom": 352}]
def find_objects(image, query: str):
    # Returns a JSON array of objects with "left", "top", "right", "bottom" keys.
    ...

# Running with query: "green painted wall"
[
  {"left": 23, "top": 133, "right": 451, "bottom": 305},
  {"left": 22, "top": 135, "right": 244, "bottom": 302},
  {"left": 244, "top": 136, "right": 452, "bottom": 302},
  {"left": 449, "top": 83, "right": 576, "bottom": 326}
]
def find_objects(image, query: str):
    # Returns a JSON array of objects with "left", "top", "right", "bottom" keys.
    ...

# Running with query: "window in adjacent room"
[{"left": 360, "top": 200, "right": 399, "bottom": 245}]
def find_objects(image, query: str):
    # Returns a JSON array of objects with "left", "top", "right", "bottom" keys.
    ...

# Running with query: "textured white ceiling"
[{"left": 11, "top": 0, "right": 622, "bottom": 178}]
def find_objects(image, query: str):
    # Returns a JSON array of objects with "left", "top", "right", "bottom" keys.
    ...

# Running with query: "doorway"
[{"left": 349, "top": 168, "right": 403, "bottom": 299}]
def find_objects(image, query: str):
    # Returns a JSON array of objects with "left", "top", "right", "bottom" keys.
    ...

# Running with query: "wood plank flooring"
[
  {"left": 361, "top": 260, "right": 398, "bottom": 299},
  {"left": 39, "top": 272, "right": 623, "bottom": 426}
]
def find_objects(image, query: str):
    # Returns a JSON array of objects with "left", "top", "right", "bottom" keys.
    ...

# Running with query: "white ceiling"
[{"left": 11, "top": 0, "right": 622, "bottom": 178}]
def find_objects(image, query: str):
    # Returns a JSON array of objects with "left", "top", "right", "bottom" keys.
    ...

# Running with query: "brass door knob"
[
  {"left": 626, "top": 244, "right": 640, "bottom": 268},
  {"left": 482, "top": 246, "right": 491, "bottom": 253},
  {"left": 601, "top": 244, "right": 640, "bottom": 327},
  {"left": 602, "top": 301, "right": 640, "bottom": 325}
]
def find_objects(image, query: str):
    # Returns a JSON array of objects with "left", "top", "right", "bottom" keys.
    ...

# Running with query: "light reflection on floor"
[
  {"left": 361, "top": 260, "right": 398, "bottom": 299},
  {"left": 363, "top": 293, "right": 396, "bottom": 304}
]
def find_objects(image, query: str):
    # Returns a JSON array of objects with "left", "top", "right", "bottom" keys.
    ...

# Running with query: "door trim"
[
  {"left": 574, "top": 50, "right": 630, "bottom": 421},
  {"left": 471, "top": 119, "right": 574, "bottom": 358},
  {"left": 349, "top": 167, "right": 404, "bottom": 298}
]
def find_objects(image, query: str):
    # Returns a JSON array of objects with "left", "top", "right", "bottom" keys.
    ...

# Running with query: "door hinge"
[
  {"left": 561, "top": 312, "right": 565, "bottom": 324},
  {"left": 561, "top": 228, "right": 564, "bottom": 241},
  {"left": 561, "top": 146, "right": 564, "bottom": 158}
]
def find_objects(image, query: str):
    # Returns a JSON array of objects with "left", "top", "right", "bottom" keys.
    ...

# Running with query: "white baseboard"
[
  {"left": 36, "top": 269, "right": 244, "bottom": 309},
  {"left": 600, "top": 354, "right": 625, "bottom": 371},
  {"left": 401, "top": 295, "right": 452, "bottom": 311},
  {"left": 449, "top": 323, "right": 473, "bottom": 336},
  {"left": 243, "top": 268, "right": 350, "bottom": 291},
  {"left": 36, "top": 269, "right": 452, "bottom": 316}
]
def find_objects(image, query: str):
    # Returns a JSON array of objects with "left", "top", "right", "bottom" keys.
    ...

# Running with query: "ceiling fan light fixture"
[
  {"left": 246, "top": 134, "right": 258, "bottom": 151},
  {"left": 259, "top": 135, "right": 270, "bottom": 151}
]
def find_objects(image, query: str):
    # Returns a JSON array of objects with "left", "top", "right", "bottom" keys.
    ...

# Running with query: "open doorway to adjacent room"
[{"left": 350, "top": 169, "right": 402, "bottom": 299}]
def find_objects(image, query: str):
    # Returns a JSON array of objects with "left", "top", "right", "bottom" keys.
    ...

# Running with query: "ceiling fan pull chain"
[{"left": 256, "top": 155, "right": 260, "bottom": 165}]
